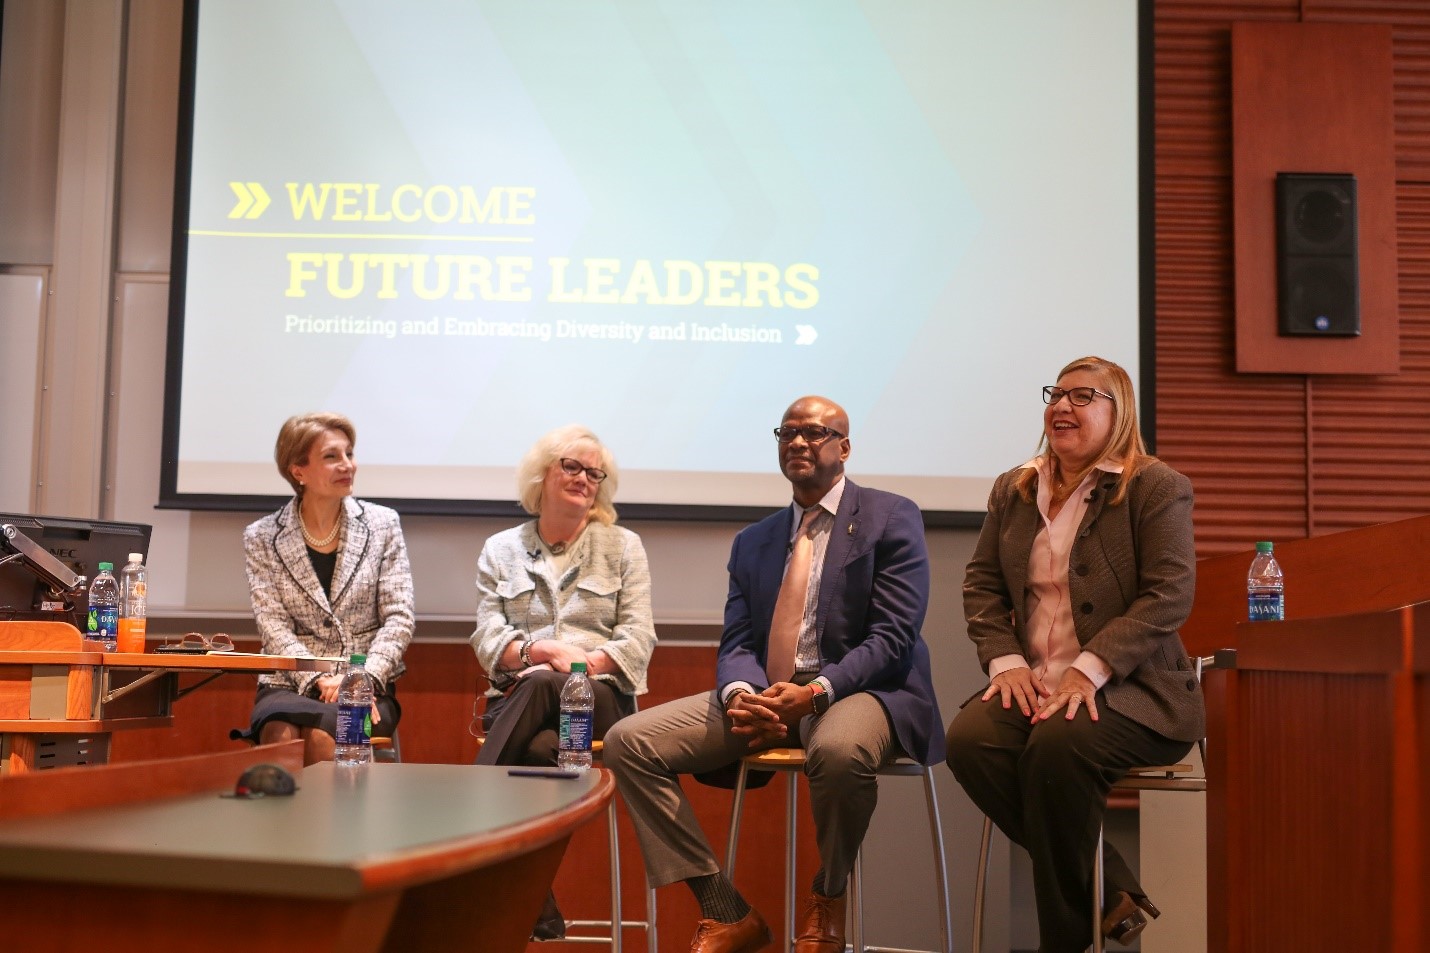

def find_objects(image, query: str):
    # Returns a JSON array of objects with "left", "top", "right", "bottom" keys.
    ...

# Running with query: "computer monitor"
[{"left": 0, "top": 513, "right": 153, "bottom": 629}]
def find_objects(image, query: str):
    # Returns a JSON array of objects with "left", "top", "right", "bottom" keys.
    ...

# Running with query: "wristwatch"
[{"left": 809, "top": 681, "right": 830, "bottom": 717}]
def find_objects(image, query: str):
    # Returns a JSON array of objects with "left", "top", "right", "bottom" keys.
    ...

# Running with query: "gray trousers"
[{"left": 602, "top": 689, "right": 896, "bottom": 893}]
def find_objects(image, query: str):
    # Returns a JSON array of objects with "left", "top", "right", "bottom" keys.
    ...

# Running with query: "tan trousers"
[{"left": 602, "top": 689, "right": 896, "bottom": 892}]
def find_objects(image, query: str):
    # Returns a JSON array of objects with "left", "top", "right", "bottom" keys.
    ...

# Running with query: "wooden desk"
[
  {"left": 1183, "top": 517, "right": 1429, "bottom": 953},
  {"left": 0, "top": 621, "right": 332, "bottom": 772},
  {"left": 1204, "top": 609, "right": 1426, "bottom": 953},
  {"left": 0, "top": 761, "right": 613, "bottom": 952}
]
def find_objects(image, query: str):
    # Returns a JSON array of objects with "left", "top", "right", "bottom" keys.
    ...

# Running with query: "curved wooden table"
[{"left": 0, "top": 761, "right": 614, "bottom": 952}]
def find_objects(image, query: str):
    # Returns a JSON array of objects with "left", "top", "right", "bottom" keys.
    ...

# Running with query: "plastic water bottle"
[
  {"left": 557, "top": 661, "right": 594, "bottom": 771},
  {"left": 335, "top": 654, "right": 375, "bottom": 766},
  {"left": 118, "top": 553, "right": 147, "bottom": 653},
  {"left": 86, "top": 562, "right": 120, "bottom": 650},
  {"left": 1247, "top": 541, "right": 1285, "bottom": 621}
]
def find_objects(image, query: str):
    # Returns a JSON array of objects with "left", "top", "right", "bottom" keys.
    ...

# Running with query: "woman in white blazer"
[
  {"left": 234, "top": 412, "right": 415, "bottom": 765},
  {"left": 471, "top": 424, "right": 655, "bottom": 940}
]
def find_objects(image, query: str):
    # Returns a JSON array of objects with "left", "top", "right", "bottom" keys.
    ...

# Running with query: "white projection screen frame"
[{"left": 161, "top": 0, "right": 1153, "bottom": 523}]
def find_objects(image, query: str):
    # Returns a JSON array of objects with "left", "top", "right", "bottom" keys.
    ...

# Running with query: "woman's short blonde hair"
[
  {"left": 1017, "top": 355, "right": 1149, "bottom": 505},
  {"left": 516, "top": 425, "right": 619, "bottom": 525},
  {"left": 274, "top": 412, "right": 356, "bottom": 497}
]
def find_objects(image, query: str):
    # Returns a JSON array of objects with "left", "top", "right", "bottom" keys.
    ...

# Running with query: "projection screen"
[{"left": 162, "top": 0, "right": 1150, "bottom": 520}]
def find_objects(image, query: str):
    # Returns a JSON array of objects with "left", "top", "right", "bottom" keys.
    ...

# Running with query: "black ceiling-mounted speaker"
[{"left": 1276, "top": 172, "right": 1360, "bottom": 337}]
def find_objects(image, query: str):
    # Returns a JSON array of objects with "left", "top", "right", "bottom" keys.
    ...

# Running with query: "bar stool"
[
  {"left": 371, "top": 729, "right": 401, "bottom": 763},
  {"left": 723, "top": 748, "right": 953, "bottom": 953},
  {"left": 970, "top": 657, "right": 1212, "bottom": 953},
  {"left": 562, "top": 739, "right": 659, "bottom": 953},
  {"left": 472, "top": 737, "right": 657, "bottom": 953}
]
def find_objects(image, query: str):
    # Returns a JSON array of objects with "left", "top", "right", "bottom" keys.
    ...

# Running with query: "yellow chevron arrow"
[{"left": 227, "top": 182, "right": 271, "bottom": 219}]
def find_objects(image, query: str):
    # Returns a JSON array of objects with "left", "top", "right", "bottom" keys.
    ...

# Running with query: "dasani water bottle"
[
  {"left": 1247, "top": 541, "right": 1285, "bottom": 622},
  {"left": 558, "top": 661, "right": 594, "bottom": 771},
  {"left": 335, "top": 654, "right": 374, "bottom": 766},
  {"left": 87, "top": 562, "right": 120, "bottom": 650}
]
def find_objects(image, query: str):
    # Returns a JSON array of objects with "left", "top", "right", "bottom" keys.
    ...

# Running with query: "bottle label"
[
  {"left": 89, "top": 606, "right": 119, "bottom": 647},
  {"left": 1248, "top": 592, "right": 1284, "bottom": 622},
  {"left": 559, "top": 710, "right": 594, "bottom": 752},
  {"left": 335, "top": 703, "right": 372, "bottom": 746}
]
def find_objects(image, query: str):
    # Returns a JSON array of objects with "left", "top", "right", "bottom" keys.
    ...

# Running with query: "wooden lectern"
[
  {"left": 1181, "top": 515, "right": 1428, "bottom": 953},
  {"left": 0, "top": 621, "right": 331, "bottom": 773}
]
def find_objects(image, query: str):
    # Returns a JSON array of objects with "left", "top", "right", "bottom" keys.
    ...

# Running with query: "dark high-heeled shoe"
[{"left": 1102, "top": 891, "right": 1160, "bottom": 945}]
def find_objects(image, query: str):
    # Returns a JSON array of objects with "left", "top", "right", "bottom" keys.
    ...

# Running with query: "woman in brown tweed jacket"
[{"left": 946, "top": 356, "right": 1204, "bottom": 952}]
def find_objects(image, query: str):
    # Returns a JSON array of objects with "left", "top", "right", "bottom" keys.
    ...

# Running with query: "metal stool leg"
[
  {"left": 1092, "top": 823, "right": 1106, "bottom": 953},
  {"left": 972, "top": 815, "right": 992, "bottom": 953},
  {"left": 562, "top": 788, "right": 658, "bottom": 950},
  {"left": 645, "top": 878, "right": 657, "bottom": 953},
  {"left": 783, "top": 769, "right": 798, "bottom": 953},
  {"left": 851, "top": 849, "right": 866, "bottom": 952},
  {"left": 608, "top": 800, "right": 623, "bottom": 953},
  {"left": 724, "top": 760, "right": 752, "bottom": 874},
  {"left": 921, "top": 766, "right": 953, "bottom": 953},
  {"left": 852, "top": 764, "right": 952, "bottom": 953}
]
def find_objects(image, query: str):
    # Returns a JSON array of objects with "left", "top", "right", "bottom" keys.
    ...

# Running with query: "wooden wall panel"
[
  {"left": 1230, "top": 22, "right": 1398, "bottom": 374},
  {"left": 1156, "top": 1, "right": 1430, "bottom": 556},
  {"left": 1239, "top": 672, "right": 1395, "bottom": 950}
]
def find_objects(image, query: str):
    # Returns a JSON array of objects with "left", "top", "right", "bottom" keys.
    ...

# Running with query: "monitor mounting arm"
[{"left": 0, "top": 523, "right": 88, "bottom": 599}]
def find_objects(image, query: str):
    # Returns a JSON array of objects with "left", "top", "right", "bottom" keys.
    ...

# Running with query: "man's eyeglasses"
[
  {"left": 773, "top": 425, "right": 845, "bottom": 444},
  {"left": 1042, "top": 385, "right": 1114, "bottom": 407},
  {"left": 559, "top": 457, "right": 608, "bottom": 483}
]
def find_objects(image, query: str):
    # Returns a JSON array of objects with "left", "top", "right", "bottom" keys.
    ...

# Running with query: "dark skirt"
[{"left": 230, "top": 682, "right": 401, "bottom": 743}]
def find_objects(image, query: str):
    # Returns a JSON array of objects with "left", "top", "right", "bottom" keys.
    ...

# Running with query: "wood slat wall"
[{"left": 1156, "top": 0, "right": 1430, "bottom": 555}]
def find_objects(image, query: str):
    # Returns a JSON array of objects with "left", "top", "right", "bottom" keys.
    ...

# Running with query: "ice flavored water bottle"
[{"left": 118, "top": 553, "right": 147, "bottom": 653}]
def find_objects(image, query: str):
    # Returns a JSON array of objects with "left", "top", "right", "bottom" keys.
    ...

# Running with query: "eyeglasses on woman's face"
[
  {"left": 558, "top": 457, "right": 607, "bottom": 483},
  {"left": 1042, "top": 385, "right": 1114, "bottom": 407}
]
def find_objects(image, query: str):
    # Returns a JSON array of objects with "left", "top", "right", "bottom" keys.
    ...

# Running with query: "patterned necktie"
[{"left": 766, "top": 507, "right": 819, "bottom": 684}]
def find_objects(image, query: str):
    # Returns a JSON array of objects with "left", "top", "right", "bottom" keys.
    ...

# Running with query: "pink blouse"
[{"left": 987, "top": 457, "right": 1119, "bottom": 693}]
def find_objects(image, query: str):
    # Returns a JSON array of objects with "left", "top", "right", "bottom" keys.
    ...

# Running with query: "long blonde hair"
[{"left": 1014, "top": 356, "right": 1150, "bottom": 506}]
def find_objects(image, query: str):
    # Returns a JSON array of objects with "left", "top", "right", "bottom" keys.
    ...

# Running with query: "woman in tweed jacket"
[
  {"left": 945, "top": 357, "right": 1204, "bottom": 952},
  {"left": 234, "top": 412, "right": 415, "bottom": 765}
]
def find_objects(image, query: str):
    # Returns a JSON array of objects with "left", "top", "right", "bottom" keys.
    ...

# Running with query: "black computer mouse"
[{"left": 227, "top": 763, "right": 298, "bottom": 799}]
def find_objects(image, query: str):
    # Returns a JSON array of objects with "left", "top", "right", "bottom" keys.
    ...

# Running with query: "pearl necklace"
[{"left": 299, "top": 501, "right": 343, "bottom": 548}]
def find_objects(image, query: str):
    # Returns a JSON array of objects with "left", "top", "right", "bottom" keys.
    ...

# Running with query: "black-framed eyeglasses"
[
  {"left": 1042, "top": 385, "right": 1114, "bottom": 407},
  {"left": 773, "top": 425, "right": 845, "bottom": 444},
  {"left": 559, "top": 457, "right": 608, "bottom": 483}
]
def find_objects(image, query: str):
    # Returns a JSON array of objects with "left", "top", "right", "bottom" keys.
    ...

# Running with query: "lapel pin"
[{"left": 847, "top": 522, "right": 855, "bottom": 536}]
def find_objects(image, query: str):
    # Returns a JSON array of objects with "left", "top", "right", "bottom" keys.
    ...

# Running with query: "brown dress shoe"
[
  {"left": 793, "top": 891, "right": 847, "bottom": 953},
  {"left": 689, "top": 907, "right": 772, "bottom": 953}
]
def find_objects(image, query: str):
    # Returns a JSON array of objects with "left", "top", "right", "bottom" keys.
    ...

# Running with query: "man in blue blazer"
[{"left": 605, "top": 396, "right": 942, "bottom": 953}]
